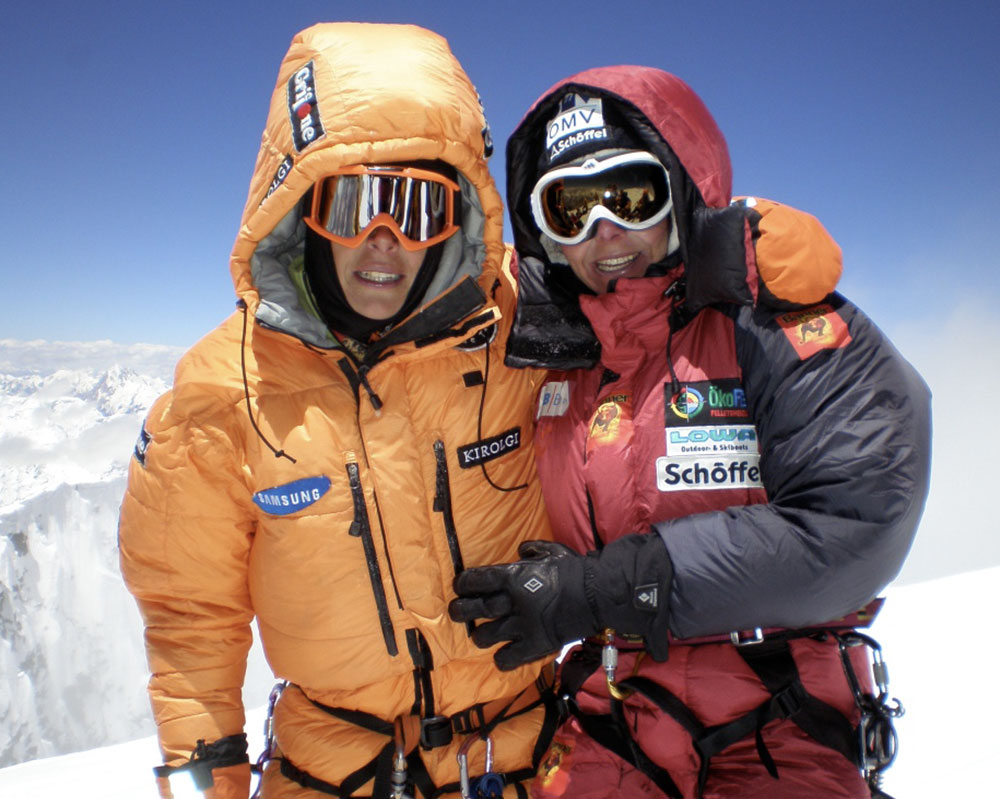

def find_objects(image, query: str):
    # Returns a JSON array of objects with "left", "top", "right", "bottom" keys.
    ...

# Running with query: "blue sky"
[
  {"left": 2, "top": 0, "right": 997, "bottom": 348},
  {"left": 1, "top": 4, "right": 998, "bottom": 578}
]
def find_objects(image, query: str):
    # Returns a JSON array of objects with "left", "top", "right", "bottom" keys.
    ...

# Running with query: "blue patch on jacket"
[{"left": 253, "top": 476, "right": 331, "bottom": 515}]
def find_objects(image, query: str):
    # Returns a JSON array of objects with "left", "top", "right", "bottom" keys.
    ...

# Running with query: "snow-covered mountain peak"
[
  {"left": 0, "top": 343, "right": 180, "bottom": 515},
  {"left": 0, "top": 339, "right": 187, "bottom": 767}
]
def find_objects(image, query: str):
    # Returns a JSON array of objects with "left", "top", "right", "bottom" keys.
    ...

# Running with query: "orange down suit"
[{"left": 119, "top": 23, "right": 553, "bottom": 799}]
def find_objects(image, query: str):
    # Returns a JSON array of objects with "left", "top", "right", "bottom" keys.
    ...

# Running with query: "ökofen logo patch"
[
  {"left": 664, "top": 379, "right": 749, "bottom": 426},
  {"left": 253, "top": 475, "right": 331, "bottom": 515}
]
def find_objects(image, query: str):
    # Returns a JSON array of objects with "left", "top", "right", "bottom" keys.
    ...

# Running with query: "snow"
[
  {"left": 1, "top": 337, "right": 997, "bottom": 796},
  {"left": 0, "top": 568, "right": 995, "bottom": 796}
]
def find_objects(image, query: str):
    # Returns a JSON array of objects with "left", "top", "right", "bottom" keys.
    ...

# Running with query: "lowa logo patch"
[{"left": 253, "top": 476, "right": 331, "bottom": 515}]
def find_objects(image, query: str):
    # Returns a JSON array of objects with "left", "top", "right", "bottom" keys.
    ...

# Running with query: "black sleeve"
[{"left": 656, "top": 293, "right": 932, "bottom": 638}]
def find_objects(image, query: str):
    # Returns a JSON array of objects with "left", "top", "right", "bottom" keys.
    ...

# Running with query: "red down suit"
[{"left": 503, "top": 67, "right": 932, "bottom": 798}]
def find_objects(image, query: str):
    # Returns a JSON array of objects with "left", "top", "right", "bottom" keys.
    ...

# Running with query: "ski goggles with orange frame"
[
  {"left": 530, "top": 151, "right": 672, "bottom": 246},
  {"left": 304, "top": 165, "right": 460, "bottom": 251}
]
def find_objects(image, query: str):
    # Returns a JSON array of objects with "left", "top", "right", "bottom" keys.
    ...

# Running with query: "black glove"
[{"left": 449, "top": 534, "right": 673, "bottom": 671}]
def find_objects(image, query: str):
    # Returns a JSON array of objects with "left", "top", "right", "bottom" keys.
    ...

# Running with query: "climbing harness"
[
  {"left": 563, "top": 601, "right": 904, "bottom": 798},
  {"left": 266, "top": 664, "right": 560, "bottom": 798}
]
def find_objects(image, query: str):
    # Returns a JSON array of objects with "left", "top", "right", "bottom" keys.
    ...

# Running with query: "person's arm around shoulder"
[{"left": 660, "top": 284, "right": 931, "bottom": 638}]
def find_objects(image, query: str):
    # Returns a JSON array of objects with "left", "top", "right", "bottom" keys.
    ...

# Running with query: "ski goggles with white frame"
[
  {"left": 305, "top": 165, "right": 460, "bottom": 252},
  {"left": 530, "top": 151, "right": 672, "bottom": 246}
]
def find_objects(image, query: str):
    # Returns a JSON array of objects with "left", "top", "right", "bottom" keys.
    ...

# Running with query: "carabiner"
[{"left": 602, "top": 629, "right": 633, "bottom": 700}]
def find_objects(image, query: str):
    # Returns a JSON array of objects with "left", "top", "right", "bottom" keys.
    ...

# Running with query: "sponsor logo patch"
[
  {"left": 655, "top": 456, "right": 763, "bottom": 492},
  {"left": 664, "top": 379, "right": 749, "bottom": 424},
  {"left": 539, "top": 741, "right": 574, "bottom": 792},
  {"left": 665, "top": 424, "right": 759, "bottom": 457},
  {"left": 133, "top": 423, "right": 151, "bottom": 467},
  {"left": 286, "top": 61, "right": 325, "bottom": 152},
  {"left": 586, "top": 393, "right": 631, "bottom": 455},
  {"left": 777, "top": 304, "right": 852, "bottom": 359},
  {"left": 253, "top": 475, "right": 331, "bottom": 515},
  {"left": 659, "top": 379, "right": 762, "bottom": 492},
  {"left": 263, "top": 154, "right": 294, "bottom": 203},
  {"left": 537, "top": 380, "right": 570, "bottom": 418},
  {"left": 455, "top": 323, "right": 497, "bottom": 351},
  {"left": 633, "top": 584, "right": 659, "bottom": 611},
  {"left": 457, "top": 427, "right": 521, "bottom": 468},
  {"left": 546, "top": 93, "right": 608, "bottom": 161}
]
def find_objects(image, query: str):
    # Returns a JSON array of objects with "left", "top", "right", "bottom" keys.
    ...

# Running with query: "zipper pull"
[{"left": 357, "top": 365, "right": 383, "bottom": 414}]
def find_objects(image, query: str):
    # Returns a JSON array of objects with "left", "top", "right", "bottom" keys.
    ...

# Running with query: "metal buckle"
[{"left": 730, "top": 627, "right": 764, "bottom": 646}]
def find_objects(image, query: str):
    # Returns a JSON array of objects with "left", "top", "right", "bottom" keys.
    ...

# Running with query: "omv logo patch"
[{"left": 253, "top": 476, "right": 331, "bottom": 515}]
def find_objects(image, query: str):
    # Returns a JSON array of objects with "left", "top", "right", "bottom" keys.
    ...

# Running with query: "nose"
[
  {"left": 593, "top": 219, "right": 626, "bottom": 241},
  {"left": 365, "top": 224, "right": 400, "bottom": 250}
]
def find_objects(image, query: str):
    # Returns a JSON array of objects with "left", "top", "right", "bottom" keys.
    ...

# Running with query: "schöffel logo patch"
[
  {"left": 546, "top": 93, "right": 608, "bottom": 162},
  {"left": 133, "top": 423, "right": 151, "bottom": 468},
  {"left": 253, "top": 475, "right": 331, "bottom": 515},
  {"left": 777, "top": 304, "right": 852, "bottom": 360},
  {"left": 263, "top": 154, "right": 294, "bottom": 203},
  {"left": 664, "top": 379, "right": 749, "bottom": 426},
  {"left": 537, "top": 380, "right": 570, "bottom": 418},
  {"left": 655, "top": 455, "right": 763, "bottom": 492},
  {"left": 287, "top": 61, "right": 325, "bottom": 152},
  {"left": 457, "top": 427, "right": 521, "bottom": 469}
]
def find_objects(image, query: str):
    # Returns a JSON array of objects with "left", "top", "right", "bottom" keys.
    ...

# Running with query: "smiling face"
[
  {"left": 559, "top": 218, "right": 671, "bottom": 294},
  {"left": 330, "top": 226, "right": 427, "bottom": 320}
]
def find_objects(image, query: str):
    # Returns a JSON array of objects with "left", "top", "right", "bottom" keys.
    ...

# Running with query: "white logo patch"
[
  {"left": 545, "top": 94, "right": 605, "bottom": 150},
  {"left": 537, "top": 380, "right": 570, "bottom": 418},
  {"left": 656, "top": 455, "right": 763, "bottom": 492},
  {"left": 665, "top": 424, "right": 759, "bottom": 457}
]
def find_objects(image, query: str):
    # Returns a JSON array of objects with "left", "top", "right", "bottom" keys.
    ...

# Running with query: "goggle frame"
[
  {"left": 530, "top": 151, "right": 672, "bottom": 246},
  {"left": 304, "top": 164, "right": 461, "bottom": 252}
]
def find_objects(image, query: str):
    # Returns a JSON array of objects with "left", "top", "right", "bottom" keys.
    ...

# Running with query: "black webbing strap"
[
  {"left": 280, "top": 680, "right": 563, "bottom": 799},
  {"left": 569, "top": 701, "right": 684, "bottom": 799},
  {"left": 562, "top": 638, "right": 862, "bottom": 797},
  {"left": 736, "top": 639, "right": 860, "bottom": 769}
]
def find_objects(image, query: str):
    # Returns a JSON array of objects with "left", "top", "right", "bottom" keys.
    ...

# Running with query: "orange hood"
[{"left": 229, "top": 22, "right": 502, "bottom": 348}]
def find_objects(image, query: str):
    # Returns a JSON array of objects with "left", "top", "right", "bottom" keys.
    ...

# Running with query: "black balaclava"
[
  {"left": 304, "top": 224, "right": 443, "bottom": 341},
  {"left": 303, "top": 161, "right": 457, "bottom": 342}
]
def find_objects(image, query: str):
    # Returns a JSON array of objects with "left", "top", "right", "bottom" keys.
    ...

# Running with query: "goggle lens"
[
  {"left": 307, "top": 166, "right": 459, "bottom": 251},
  {"left": 531, "top": 153, "right": 672, "bottom": 245}
]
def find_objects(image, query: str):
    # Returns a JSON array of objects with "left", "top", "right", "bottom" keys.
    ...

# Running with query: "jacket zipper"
[
  {"left": 346, "top": 459, "right": 398, "bottom": 656},
  {"left": 433, "top": 440, "right": 473, "bottom": 636}
]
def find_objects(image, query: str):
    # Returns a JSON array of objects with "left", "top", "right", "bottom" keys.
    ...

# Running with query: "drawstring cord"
[
  {"left": 477, "top": 335, "right": 529, "bottom": 492},
  {"left": 664, "top": 279, "right": 686, "bottom": 397},
  {"left": 239, "top": 301, "right": 297, "bottom": 463}
]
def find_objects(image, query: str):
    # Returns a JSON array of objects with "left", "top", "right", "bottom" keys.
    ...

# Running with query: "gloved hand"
[{"left": 449, "top": 534, "right": 673, "bottom": 670}]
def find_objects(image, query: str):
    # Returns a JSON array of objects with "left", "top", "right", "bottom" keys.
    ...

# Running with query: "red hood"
[{"left": 517, "top": 65, "right": 732, "bottom": 207}]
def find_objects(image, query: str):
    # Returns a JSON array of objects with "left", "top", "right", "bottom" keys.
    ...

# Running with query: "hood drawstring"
[
  {"left": 356, "top": 364, "right": 384, "bottom": 414},
  {"left": 240, "top": 301, "right": 297, "bottom": 463},
  {"left": 663, "top": 279, "right": 686, "bottom": 398},
  {"left": 476, "top": 323, "right": 528, "bottom": 492}
]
